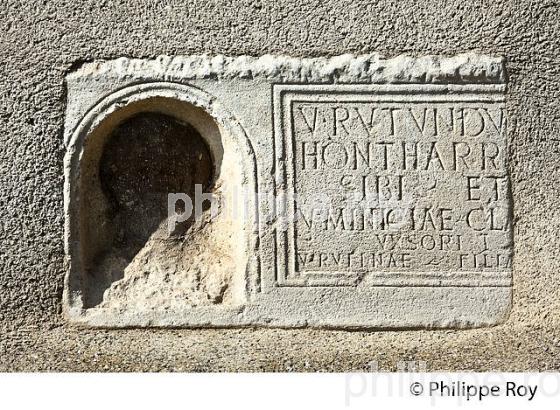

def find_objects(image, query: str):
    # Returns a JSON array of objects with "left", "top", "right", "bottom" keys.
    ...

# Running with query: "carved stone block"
[{"left": 64, "top": 54, "right": 511, "bottom": 328}]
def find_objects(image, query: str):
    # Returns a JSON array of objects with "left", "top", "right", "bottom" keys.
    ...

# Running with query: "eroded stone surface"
[
  {"left": 64, "top": 54, "right": 511, "bottom": 328},
  {"left": 90, "top": 113, "right": 238, "bottom": 310},
  {"left": 68, "top": 53, "right": 505, "bottom": 83}
]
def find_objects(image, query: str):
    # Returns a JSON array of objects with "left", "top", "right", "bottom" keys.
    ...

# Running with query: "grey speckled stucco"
[{"left": 1, "top": 0, "right": 559, "bottom": 371}]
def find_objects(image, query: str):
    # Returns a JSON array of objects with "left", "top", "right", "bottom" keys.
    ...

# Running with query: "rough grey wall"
[{"left": 1, "top": 0, "right": 559, "bottom": 371}]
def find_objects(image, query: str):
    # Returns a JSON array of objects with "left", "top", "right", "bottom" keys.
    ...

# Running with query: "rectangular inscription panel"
[{"left": 273, "top": 84, "right": 511, "bottom": 288}]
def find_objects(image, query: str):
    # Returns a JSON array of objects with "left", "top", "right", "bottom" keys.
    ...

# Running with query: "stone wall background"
[{"left": 0, "top": 0, "right": 559, "bottom": 371}]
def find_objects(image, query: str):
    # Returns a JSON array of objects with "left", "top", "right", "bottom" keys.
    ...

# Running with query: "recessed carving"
[
  {"left": 81, "top": 112, "right": 215, "bottom": 308},
  {"left": 65, "top": 88, "right": 257, "bottom": 323}
]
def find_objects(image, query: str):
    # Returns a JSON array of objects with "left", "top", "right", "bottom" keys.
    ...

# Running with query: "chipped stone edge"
[{"left": 68, "top": 53, "right": 505, "bottom": 84}]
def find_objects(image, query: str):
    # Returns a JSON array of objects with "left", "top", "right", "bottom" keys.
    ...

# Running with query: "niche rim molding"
[{"left": 63, "top": 82, "right": 260, "bottom": 324}]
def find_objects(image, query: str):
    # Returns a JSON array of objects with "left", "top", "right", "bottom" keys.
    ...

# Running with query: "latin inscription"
[{"left": 275, "top": 85, "right": 512, "bottom": 286}]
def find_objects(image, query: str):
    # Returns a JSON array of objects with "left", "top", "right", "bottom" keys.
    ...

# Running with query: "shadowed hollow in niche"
[
  {"left": 85, "top": 111, "right": 239, "bottom": 309},
  {"left": 100, "top": 113, "right": 213, "bottom": 260}
]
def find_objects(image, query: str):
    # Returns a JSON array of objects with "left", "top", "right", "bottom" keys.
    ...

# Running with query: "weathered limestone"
[{"left": 63, "top": 53, "right": 511, "bottom": 328}]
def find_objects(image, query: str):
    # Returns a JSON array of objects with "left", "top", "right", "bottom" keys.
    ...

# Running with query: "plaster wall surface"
[{"left": 0, "top": 0, "right": 559, "bottom": 371}]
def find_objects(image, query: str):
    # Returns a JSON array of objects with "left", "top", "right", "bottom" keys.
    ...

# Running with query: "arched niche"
[{"left": 63, "top": 83, "right": 259, "bottom": 317}]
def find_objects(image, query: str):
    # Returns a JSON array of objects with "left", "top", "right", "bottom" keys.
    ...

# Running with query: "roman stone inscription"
[
  {"left": 274, "top": 85, "right": 511, "bottom": 286},
  {"left": 66, "top": 55, "right": 511, "bottom": 328}
]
